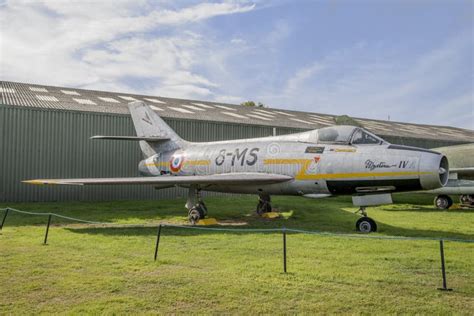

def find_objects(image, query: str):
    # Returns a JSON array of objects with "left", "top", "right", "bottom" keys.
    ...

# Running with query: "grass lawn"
[{"left": 0, "top": 194, "right": 473, "bottom": 314}]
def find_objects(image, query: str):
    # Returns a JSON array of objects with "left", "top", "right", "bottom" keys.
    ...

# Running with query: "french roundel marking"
[{"left": 170, "top": 155, "right": 184, "bottom": 173}]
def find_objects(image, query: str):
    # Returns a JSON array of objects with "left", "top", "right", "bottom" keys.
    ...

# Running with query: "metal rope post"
[
  {"left": 44, "top": 214, "right": 52, "bottom": 245},
  {"left": 283, "top": 227, "right": 287, "bottom": 273},
  {"left": 154, "top": 224, "right": 162, "bottom": 261},
  {"left": 0, "top": 208, "right": 9, "bottom": 231},
  {"left": 437, "top": 240, "right": 453, "bottom": 291}
]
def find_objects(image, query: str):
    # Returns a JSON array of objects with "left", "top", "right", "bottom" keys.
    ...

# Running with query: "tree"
[
  {"left": 241, "top": 101, "right": 256, "bottom": 107},
  {"left": 241, "top": 101, "right": 266, "bottom": 108},
  {"left": 334, "top": 115, "right": 361, "bottom": 127}
]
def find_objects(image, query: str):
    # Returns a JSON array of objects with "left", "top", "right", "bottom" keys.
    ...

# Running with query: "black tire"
[
  {"left": 447, "top": 196, "right": 453, "bottom": 208},
  {"left": 195, "top": 203, "right": 207, "bottom": 218},
  {"left": 198, "top": 201, "right": 208, "bottom": 216},
  {"left": 356, "top": 217, "right": 377, "bottom": 233},
  {"left": 188, "top": 208, "right": 201, "bottom": 225},
  {"left": 256, "top": 201, "right": 264, "bottom": 215},
  {"left": 256, "top": 201, "right": 272, "bottom": 215},
  {"left": 459, "top": 195, "right": 474, "bottom": 205},
  {"left": 434, "top": 195, "right": 452, "bottom": 210},
  {"left": 264, "top": 202, "right": 272, "bottom": 213}
]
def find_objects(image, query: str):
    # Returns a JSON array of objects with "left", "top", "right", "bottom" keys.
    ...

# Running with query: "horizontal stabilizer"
[
  {"left": 90, "top": 136, "right": 170, "bottom": 142},
  {"left": 23, "top": 173, "right": 293, "bottom": 186}
]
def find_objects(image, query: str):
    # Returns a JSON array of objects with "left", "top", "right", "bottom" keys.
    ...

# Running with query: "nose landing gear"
[{"left": 355, "top": 207, "right": 377, "bottom": 233}]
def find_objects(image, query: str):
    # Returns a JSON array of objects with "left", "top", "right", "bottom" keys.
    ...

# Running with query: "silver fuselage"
[{"left": 139, "top": 131, "right": 447, "bottom": 196}]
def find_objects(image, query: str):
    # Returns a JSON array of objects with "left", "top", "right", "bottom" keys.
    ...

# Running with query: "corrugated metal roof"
[{"left": 1, "top": 80, "right": 473, "bottom": 142}]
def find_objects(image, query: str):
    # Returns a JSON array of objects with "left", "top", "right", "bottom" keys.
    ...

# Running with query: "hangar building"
[{"left": 1, "top": 80, "right": 473, "bottom": 202}]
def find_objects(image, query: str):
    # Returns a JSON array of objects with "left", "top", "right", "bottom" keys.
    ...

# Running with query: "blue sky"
[{"left": 1, "top": 0, "right": 472, "bottom": 128}]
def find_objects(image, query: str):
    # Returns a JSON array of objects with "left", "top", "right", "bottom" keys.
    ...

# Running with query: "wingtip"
[{"left": 22, "top": 180, "right": 57, "bottom": 185}]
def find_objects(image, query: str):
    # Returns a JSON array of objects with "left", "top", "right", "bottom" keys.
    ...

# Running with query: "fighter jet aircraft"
[{"left": 24, "top": 101, "right": 449, "bottom": 232}]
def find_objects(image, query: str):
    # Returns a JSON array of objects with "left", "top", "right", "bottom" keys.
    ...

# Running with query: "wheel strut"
[
  {"left": 355, "top": 206, "right": 368, "bottom": 217},
  {"left": 256, "top": 193, "right": 272, "bottom": 215}
]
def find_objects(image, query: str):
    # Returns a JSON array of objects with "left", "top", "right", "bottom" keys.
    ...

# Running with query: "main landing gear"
[
  {"left": 355, "top": 207, "right": 377, "bottom": 233},
  {"left": 460, "top": 194, "right": 474, "bottom": 207},
  {"left": 434, "top": 195, "right": 474, "bottom": 209},
  {"left": 186, "top": 186, "right": 207, "bottom": 225},
  {"left": 256, "top": 193, "right": 272, "bottom": 215},
  {"left": 434, "top": 195, "right": 453, "bottom": 210}
]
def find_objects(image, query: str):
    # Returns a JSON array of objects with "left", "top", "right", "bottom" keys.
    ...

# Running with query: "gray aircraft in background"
[
  {"left": 428, "top": 143, "right": 474, "bottom": 209},
  {"left": 25, "top": 102, "right": 450, "bottom": 232}
]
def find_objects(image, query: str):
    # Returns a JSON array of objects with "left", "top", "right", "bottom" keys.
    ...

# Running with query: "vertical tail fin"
[{"left": 128, "top": 101, "right": 187, "bottom": 157}]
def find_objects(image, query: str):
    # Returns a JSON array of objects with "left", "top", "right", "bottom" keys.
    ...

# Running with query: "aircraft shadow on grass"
[
  {"left": 62, "top": 205, "right": 474, "bottom": 241},
  {"left": 381, "top": 205, "right": 474, "bottom": 214},
  {"left": 3, "top": 199, "right": 472, "bottom": 240}
]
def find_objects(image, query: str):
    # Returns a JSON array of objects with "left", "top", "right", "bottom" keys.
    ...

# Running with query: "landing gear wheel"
[
  {"left": 188, "top": 208, "right": 201, "bottom": 225},
  {"left": 434, "top": 195, "right": 453, "bottom": 210},
  {"left": 256, "top": 200, "right": 272, "bottom": 215},
  {"left": 356, "top": 217, "right": 377, "bottom": 233},
  {"left": 195, "top": 202, "right": 207, "bottom": 218},
  {"left": 198, "top": 201, "right": 208, "bottom": 217},
  {"left": 460, "top": 195, "right": 474, "bottom": 206}
]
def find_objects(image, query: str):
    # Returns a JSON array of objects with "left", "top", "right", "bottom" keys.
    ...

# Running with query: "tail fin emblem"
[{"left": 142, "top": 112, "right": 152, "bottom": 125}]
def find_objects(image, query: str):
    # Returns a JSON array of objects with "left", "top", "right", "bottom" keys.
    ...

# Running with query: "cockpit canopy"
[{"left": 301, "top": 125, "right": 387, "bottom": 145}]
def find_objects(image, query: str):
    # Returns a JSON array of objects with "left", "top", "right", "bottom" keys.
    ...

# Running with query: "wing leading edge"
[{"left": 23, "top": 173, "right": 293, "bottom": 186}]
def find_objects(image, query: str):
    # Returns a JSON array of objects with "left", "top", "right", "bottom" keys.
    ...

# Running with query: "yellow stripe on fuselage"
[
  {"left": 263, "top": 158, "right": 433, "bottom": 180},
  {"left": 295, "top": 171, "right": 432, "bottom": 180},
  {"left": 144, "top": 162, "right": 169, "bottom": 167},
  {"left": 264, "top": 159, "right": 311, "bottom": 164},
  {"left": 144, "top": 160, "right": 210, "bottom": 167},
  {"left": 184, "top": 160, "right": 210, "bottom": 166}
]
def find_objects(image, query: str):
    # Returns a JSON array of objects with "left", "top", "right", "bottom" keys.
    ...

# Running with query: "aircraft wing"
[
  {"left": 451, "top": 167, "right": 474, "bottom": 175},
  {"left": 23, "top": 173, "right": 293, "bottom": 186},
  {"left": 90, "top": 136, "right": 170, "bottom": 142},
  {"left": 450, "top": 167, "right": 474, "bottom": 180}
]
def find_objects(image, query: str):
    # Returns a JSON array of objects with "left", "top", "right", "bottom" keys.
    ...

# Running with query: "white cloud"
[
  {"left": 285, "top": 62, "right": 325, "bottom": 94},
  {"left": 259, "top": 34, "right": 473, "bottom": 129},
  {"left": 230, "top": 38, "right": 246, "bottom": 45},
  {"left": 1, "top": 1, "right": 471, "bottom": 129},
  {"left": 0, "top": 1, "right": 255, "bottom": 97}
]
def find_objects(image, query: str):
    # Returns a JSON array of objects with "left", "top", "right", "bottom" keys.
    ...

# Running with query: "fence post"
[
  {"left": 44, "top": 214, "right": 52, "bottom": 245},
  {"left": 0, "top": 208, "right": 9, "bottom": 231},
  {"left": 283, "top": 227, "right": 287, "bottom": 273},
  {"left": 154, "top": 224, "right": 162, "bottom": 261},
  {"left": 437, "top": 239, "right": 452, "bottom": 291}
]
